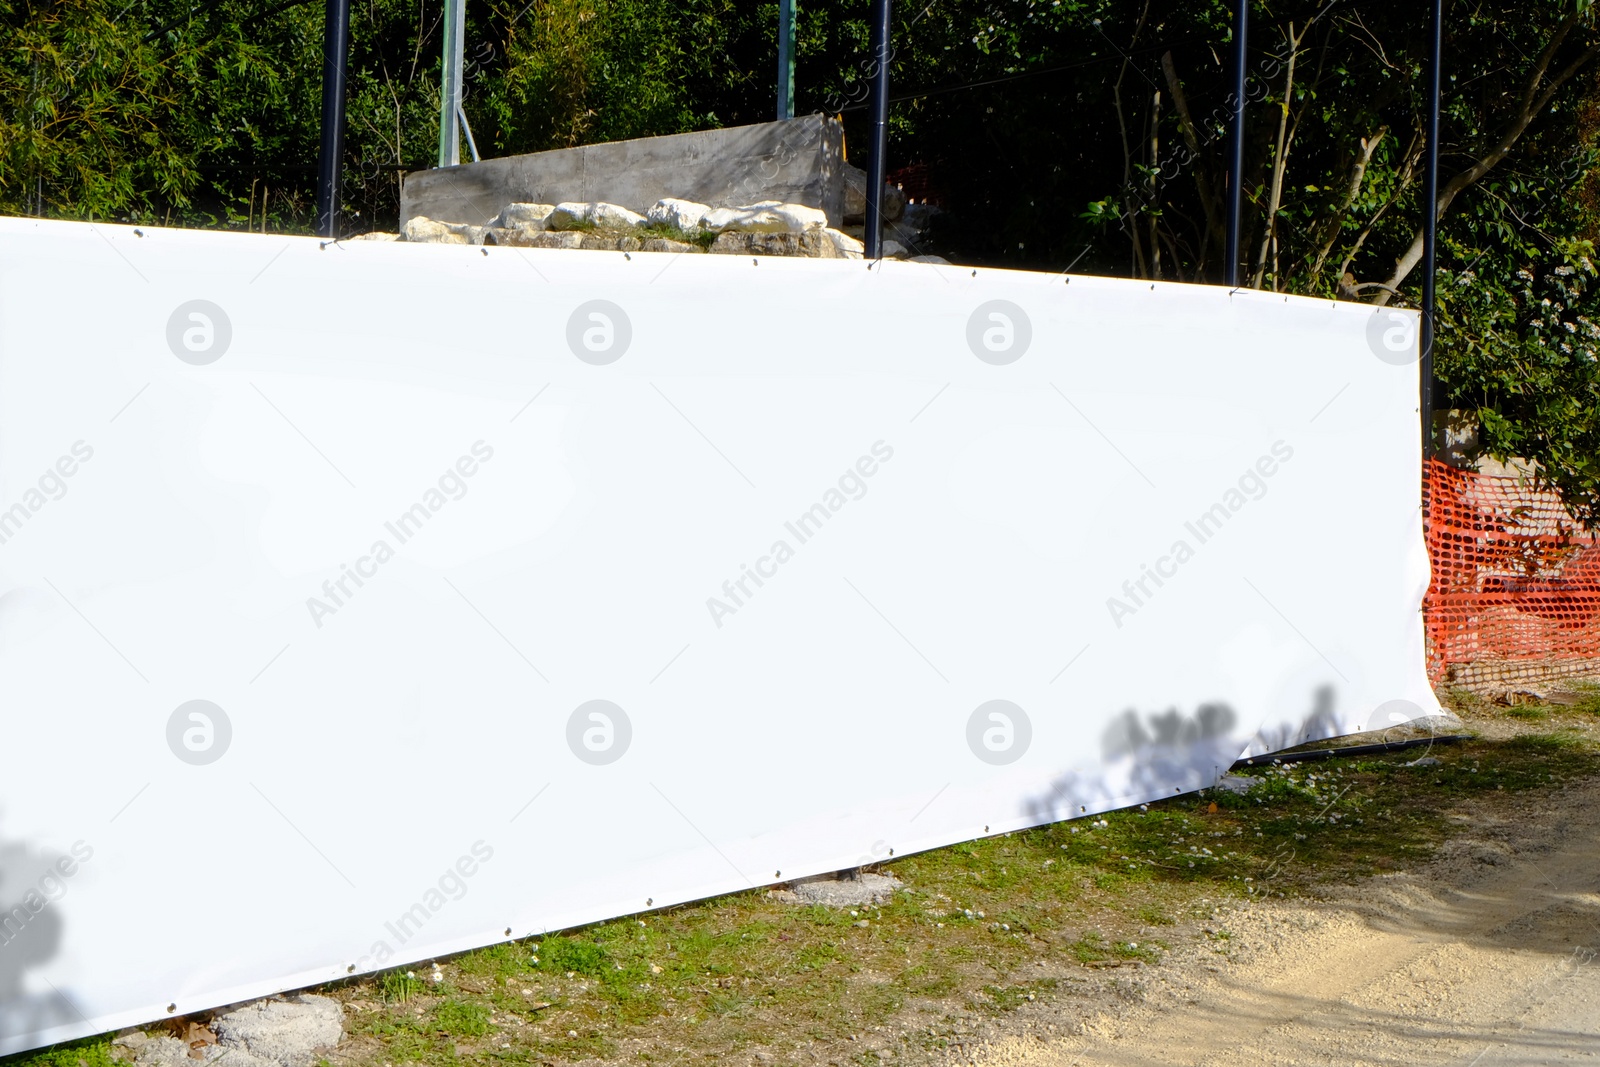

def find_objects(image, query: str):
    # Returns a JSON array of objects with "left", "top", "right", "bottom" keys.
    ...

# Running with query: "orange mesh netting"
[{"left": 1424, "top": 458, "right": 1600, "bottom": 686}]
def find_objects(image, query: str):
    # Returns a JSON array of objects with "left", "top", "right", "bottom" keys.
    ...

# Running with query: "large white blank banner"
[{"left": 0, "top": 217, "right": 1437, "bottom": 1052}]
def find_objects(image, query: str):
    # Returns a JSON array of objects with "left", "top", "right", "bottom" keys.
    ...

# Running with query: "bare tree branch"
[{"left": 1371, "top": 13, "right": 1599, "bottom": 304}]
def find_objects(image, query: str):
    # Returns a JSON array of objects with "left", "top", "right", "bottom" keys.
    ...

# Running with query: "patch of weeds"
[
  {"left": 1560, "top": 683, "right": 1600, "bottom": 715},
  {"left": 1068, "top": 933, "right": 1159, "bottom": 964},
  {"left": 1067, "top": 933, "right": 1115, "bottom": 963},
  {"left": 376, "top": 968, "right": 424, "bottom": 1004},
  {"left": 1506, "top": 704, "right": 1549, "bottom": 720},
  {"left": 538, "top": 934, "right": 609, "bottom": 977},
  {"left": 431, "top": 999, "right": 489, "bottom": 1037},
  {"left": 898, "top": 964, "right": 957, "bottom": 997},
  {"left": 1507, "top": 731, "right": 1584, "bottom": 753},
  {"left": 794, "top": 939, "right": 844, "bottom": 969},
  {"left": 975, "top": 977, "right": 1057, "bottom": 1014},
  {"left": 0, "top": 1037, "right": 131, "bottom": 1067},
  {"left": 636, "top": 222, "right": 715, "bottom": 248},
  {"left": 1135, "top": 905, "right": 1174, "bottom": 926},
  {"left": 451, "top": 939, "right": 535, "bottom": 984}
]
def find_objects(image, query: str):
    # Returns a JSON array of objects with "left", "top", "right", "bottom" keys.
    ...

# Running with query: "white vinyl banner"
[{"left": 0, "top": 217, "right": 1437, "bottom": 1053}]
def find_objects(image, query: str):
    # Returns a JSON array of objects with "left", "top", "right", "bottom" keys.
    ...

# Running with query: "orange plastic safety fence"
[{"left": 1424, "top": 458, "right": 1600, "bottom": 687}]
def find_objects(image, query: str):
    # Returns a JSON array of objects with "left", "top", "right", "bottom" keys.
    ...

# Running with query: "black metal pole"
[
  {"left": 315, "top": 0, "right": 352, "bottom": 238},
  {"left": 1420, "top": 0, "right": 1443, "bottom": 459},
  {"left": 864, "top": 0, "right": 891, "bottom": 260},
  {"left": 1224, "top": 0, "right": 1248, "bottom": 286}
]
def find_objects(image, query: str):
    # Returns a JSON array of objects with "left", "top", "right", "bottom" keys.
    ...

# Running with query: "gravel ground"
[{"left": 954, "top": 763, "right": 1600, "bottom": 1066}]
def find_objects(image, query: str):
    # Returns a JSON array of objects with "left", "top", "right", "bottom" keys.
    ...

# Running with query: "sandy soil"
[{"left": 960, "top": 774, "right": 1600, "bottom": 1067}]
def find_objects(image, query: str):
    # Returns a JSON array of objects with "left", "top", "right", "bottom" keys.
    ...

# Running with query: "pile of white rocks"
[{"left": 374, "top": 196, "right": 925, "bottom": 261}]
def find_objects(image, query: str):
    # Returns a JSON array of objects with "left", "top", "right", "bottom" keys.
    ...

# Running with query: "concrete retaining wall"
[{"left": 400, "top": 115, "right": 846, "bottom": 229}]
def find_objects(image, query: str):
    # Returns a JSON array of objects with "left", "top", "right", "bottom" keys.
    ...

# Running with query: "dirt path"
[{"left": 969, "top": 778, "right": 1600, "bottom": 1067}]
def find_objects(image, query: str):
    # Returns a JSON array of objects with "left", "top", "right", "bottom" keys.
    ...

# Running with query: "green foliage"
[
  {"left": 430, "top": 999, "right": 489, "bottom": 1036},
  {"left": 536, "top": 934, "right": 609, "bottom": 977},
  {"left": 1436, "top": 234, "right": 1600, "bottom": 522},
  {"left": 376, "top": 967, "right": 425, "bottom": 1003},
  {"left": 0, "top": 1037, "right": 129, "bottom": 1067}
]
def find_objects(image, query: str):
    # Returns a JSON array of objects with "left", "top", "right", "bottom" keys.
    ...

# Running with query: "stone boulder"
[
  {"left": 210, "top": 996, "right": 343, "bottom": 1067},
  {"left": 642, "top": 237, "right": 700, "bottom": 254},
  {"left": 702, "top": 201, "right": 828, "bottom": 234},
  {"left": 548, "top": 201, "right": 648, "bottom": 231},
  {"left": 483, "top": 229, "right": 579, "bottom": 249},
  {"left": 497, "top": 202, "right": 557, "bottom": 229},
  {"left": 767, "top": 870, "right": 904, "bottom": 907},
  {"left": 842, "top": 165, "right": 907, "bottom": 224},
  {"left": 348, "top": 231, "right": 399, "bottom": 241},
  {"left": 824, "top": 228, "right": 864, "bottom": 260},
  {"left": 709, "top": 230, "right": 842, "bottom": 258},
  {"left": 401, "top": 216, "right": 484, "bottom": 244},
  {"left": 117, "top": 996, "right": 342, "bottom": 1067},
  {"left": 647, "top": 198, "right": 711, "bottom": 231}
]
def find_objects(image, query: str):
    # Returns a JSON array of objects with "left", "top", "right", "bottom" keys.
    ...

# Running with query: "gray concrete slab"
[{"left": 400, "top": 115, "right": 847, "bottom": 228}]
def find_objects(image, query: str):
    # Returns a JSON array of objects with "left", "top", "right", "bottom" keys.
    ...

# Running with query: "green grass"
[
  {"left": 1, "top": 1039, "right": 128, "bottom": 1067},
  {"left": 376, "top": 968, "right": 425, "bottom": 1004},
  {"left": 430, "top": 1000, "right": 489, "bottom": 1037},
  {"left": 635, "top": 221, "right": 716, "bottom": 248},
  {"left": 8, "top": 700, "right": 1599, "bottom": 1067}
]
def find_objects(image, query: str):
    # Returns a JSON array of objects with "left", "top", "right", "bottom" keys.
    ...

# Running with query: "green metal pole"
[
  {"left": 776, "top": 0, "right": 796, "bottom": 120},
  {"left": 437, "top": 0, "right": 465, "bottom": 166}
]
